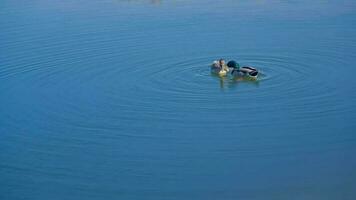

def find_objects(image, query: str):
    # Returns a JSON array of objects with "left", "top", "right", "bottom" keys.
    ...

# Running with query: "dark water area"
[{"left": 1, "top": 0, "right": 356, "bottom": 199}]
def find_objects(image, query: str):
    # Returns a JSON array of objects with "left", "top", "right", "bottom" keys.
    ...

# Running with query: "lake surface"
[{"left": 1, "top": 0, "right": 356, "bottom": 199}]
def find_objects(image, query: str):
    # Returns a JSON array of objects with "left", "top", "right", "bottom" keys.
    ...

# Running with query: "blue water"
[{"left": 1, "top": 0, "right": 356, "bottom": 199}]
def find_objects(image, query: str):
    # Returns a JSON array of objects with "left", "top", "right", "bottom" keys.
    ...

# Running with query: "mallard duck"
[{"left": 227, "top": 60, "right": 259, "bottom": 79}]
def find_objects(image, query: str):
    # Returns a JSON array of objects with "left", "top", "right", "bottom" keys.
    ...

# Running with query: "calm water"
[{"left": 1, "top": 0, "right": 356, "bottom": 199}]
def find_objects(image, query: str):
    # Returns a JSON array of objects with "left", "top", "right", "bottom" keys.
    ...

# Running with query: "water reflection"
[
  {"left": 211, "top": 73, "right": 260, "bottom": 90},
  {"left": 115, "top": 0, "right": 162, "bottom": 5}
]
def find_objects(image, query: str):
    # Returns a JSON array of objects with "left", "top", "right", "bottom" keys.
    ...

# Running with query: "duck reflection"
[
  {"left": 117, "top": 0, "right": 161, "bottom": 5},
  {"left": 212, "top": 73, "right": 260, "bottom": 90}
]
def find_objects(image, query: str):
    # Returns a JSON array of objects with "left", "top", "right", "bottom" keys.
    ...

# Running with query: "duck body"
[
  {"left": 210, "top": 61, "right": 228, "bottom": 76},
  {"left": 230, "top": 66, "right": 259, "bottom": 79},
  {"left": 211, "top": 66, "right": 228, "bottom": 76}
]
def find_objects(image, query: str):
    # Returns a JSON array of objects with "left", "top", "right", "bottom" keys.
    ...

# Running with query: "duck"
[
  {"left": 227, "top": 60, "right": 259, "bottom": 79},
  {"left": 210, "top": 60, "right": 229, "bottom": 76}
]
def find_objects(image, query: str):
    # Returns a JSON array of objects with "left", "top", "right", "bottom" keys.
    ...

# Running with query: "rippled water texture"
[{"left": 1, "top": 0, "right": 356, "bottom": 199}]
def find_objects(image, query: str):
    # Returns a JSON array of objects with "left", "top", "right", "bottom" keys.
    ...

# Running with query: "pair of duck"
[{"left": 211, "top": 60, "right": 259, "bottom": 79}]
